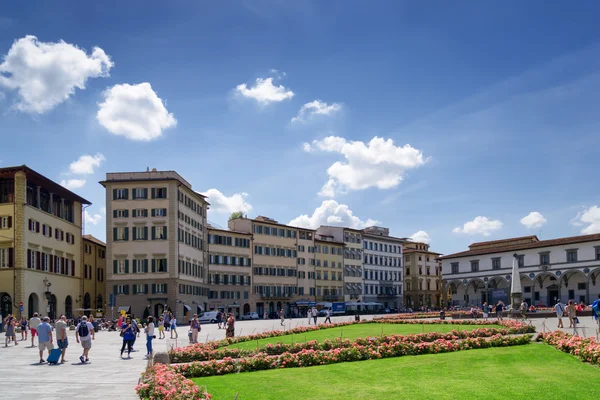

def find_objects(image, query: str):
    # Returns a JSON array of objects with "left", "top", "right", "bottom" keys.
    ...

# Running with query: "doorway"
[
  {"left": 0, "top": 293, "right": 12, "bottom": 318},
  {"left": 48, "top": 295, "right": 57, "bottom": 320},
  {"left": 154, "top": 303, "right": 164, "bottom": 318},
  {"left": 547, "top": 289, "right": 559, "bottom": 306},
  {"left": 65, "top": 296, "right": 73, "bottom": 319},
  {"left": 28, "top": 293, "right": 39, "bottom": 318}
]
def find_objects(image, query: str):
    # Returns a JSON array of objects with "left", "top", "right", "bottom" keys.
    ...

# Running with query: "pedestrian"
[
  {"left": 190, "top": 314, "right": 200, "bottom": 343},
  {"left": 307, "top": 309, "right": 311, "bottom": 325},
  {"left": 29, "top": 312, "right": 41, "bottom": 347},
  {"left": 554, "top": 300, "right": 565, "bottom": 328},
  {"left": 495, "top": 301, "right": 504, "bottom": 321},
  {"left": 20, "top": 316, "right": 28, "bottom": 341},
  {"left": 592, "top": 294, "right": 600, "bottom": 329},
  {"left": 55, "top": 315, "right": 69, "bottom": 363},
  {"left": 170, "top": 314, "right": 178, "bottom": 339},
  {"left": 157, "top": 317, "right": 165, "bottom": 339},
  {"left": 324, "top": 308, "right": 332, "bottom": 324},
  {"left": 120, "top": 317, "right": 135, "bottom": 359},
  {"left": 482, "top": 302, "right": 489, "bottom": 321},
  {"left": 145, "top": 316, "right": 155, "bottom": 359},
  {"left": 519, "top": 300, "right": 528, "bottom": 320},
  {"left": 163, "top": 312, "right": 171, "bottom": 332},
  {"left": 225, "top": 313, "right": 235, "bottom": 338},
  {"left": 279, "top": 309, "right": 285, "bottom": 326},
  {"left": 36, "top": 317, "right": 53, "bottom": 363},
  {"left": 4, "top": 316, "right": 17, "bottom": 347},
  {"left": 311, "top": 307, "right": 318, "bottom": 325},
  {"left": 470, "top": 305, "right": 478, "bottom": 319},
  {"left": 263, "top": 310, "right": 268, "bottom": 320},
  {"left": 216, "top": 310, "right": 223, "bottom": 329},
  {"left": 75, "top": 315, "right": 95, "bottom": 364},
  {"left": 565, "top": 300, "right": 576, "bottom": 328},
  {"left": 131, "top": 318, "right": 139, "bottom": 350}
]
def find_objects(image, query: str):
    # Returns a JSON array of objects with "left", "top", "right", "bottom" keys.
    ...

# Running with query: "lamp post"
[{"left": 43, "top": 278, "right": 52, "bottom": 318}]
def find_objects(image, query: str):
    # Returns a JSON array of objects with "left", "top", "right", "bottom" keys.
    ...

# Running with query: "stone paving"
[{"left": 0, "top": 314, "right": 597, "bottom": 399}]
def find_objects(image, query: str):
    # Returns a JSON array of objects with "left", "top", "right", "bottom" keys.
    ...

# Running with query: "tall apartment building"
[
  {"left": 296, "top": 228, "right": 316, "bottom": 302},
  {"left": 101, "top": 169, "right": 209, "bottom": 321},
  {"left": 82, "top": 235, "right": 107, "bottom": 314},
  {"left": 314, "top": 234, "right": 345, "bottom": 302},
  {"left": 402, "top": 241, "right": 443, "bottom": 309},
  {"left": 207, "top": 227, "right": 252, "bottom": 318},
  {"left": 316, "top": 226, "right": 363, "bottom": 302},
  {"left": 0, "top": 166, "right": 90, "bottom": 320},
  {"left": 229, "top": 216, "right": 299, "bottom": 317},
  {"left": 362, "top": 226, "right": 405, "bottom": 309}
]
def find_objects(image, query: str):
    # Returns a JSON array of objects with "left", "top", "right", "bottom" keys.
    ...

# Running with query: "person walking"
[
  {"left": 170, "top": 314, "right": 178, "bottom": 339},
  {"left": 565, "top": 300, "right": 576, "bottom": 328},
  {"left": 324, "top": 308, "right": 332, "bottom": 324},
  {"left": 157, "top": 317, "right": 165, "bottom": 339},
  {"left": 36, "top": 317, "right": 53, "bottom": 363},
  {"left": 264, "top": 310, "right": 268, "bottom": 320},
  {"left": 145, "top": 316, "right": 155, "bottom": 359},
  {"left": 20, "top": 316, "right": 28, "bottom": 341},
  {"left": 495, "top": 301, "right": 504, "bottom": 321},
  {"left": 482, "top": 302, "right": 489, "bottom": 321},
  {"left": 131, "top": 318, "right": 140, "bottom": 351},
  {"left": 190, "top": 314, "right": 200, "bottom": 343},
  {"left": 55, "top": 315, "right": 69, "bottom": 363},
  {"left": 279, "top": 309, "right": 285, "bottom": 326},
  {"left": 307, "top": 309, "right": 311, "bottom": 325},
  {"left": 4, "top": 316, "right": 17, "bottom": 347},
  {"left": 554, "top": 300, "right": 565, "bottom": 328},
  {"left": 75, "top": 315, "right": 95, "bottom": 364},
  {"left": 216, "top": 310, "right": 223, "bottom": 329},
  {"left": 592, "top": 294, "right": 600, "bottom": 330},
  {"left": 29, "top": 312, "right": 41, "bottom": 347},
  {"left": 225, "top": 313, "right": 235, "bottom": 338},
  {"left": 519, "top": 300, "right": 528, "bottom": 320},
  {"left": 311, "top": 307, "right": 318, "bottom": 325},
  {"left": 120, "top": 317, "right": 135, "bottom": 359}
]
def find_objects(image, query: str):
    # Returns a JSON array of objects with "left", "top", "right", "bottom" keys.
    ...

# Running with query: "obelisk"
[{"left": 510, "top": 253, "right": 522, "bottom": 309}]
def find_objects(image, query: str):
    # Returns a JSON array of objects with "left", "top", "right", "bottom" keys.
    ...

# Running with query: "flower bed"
[
  {"left": 136, "top": 363, "right": 212, "bottom": 400},
  {"left": 175, "top": 334, "right": 532, "bottom": 378},
  {"left": 537, "top": 331, "right": 600, "bottom": 365}
]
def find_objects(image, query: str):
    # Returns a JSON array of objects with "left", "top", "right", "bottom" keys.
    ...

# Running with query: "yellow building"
[
  {"left": 0, "top": 166, "right": 90, "bottom": 320},
  {"left": 296, "top": 228, "right": 316, "bottom": 304},
  {"left": 314, "top": 235, "right": 345, "bottom": 303},
  {"left": 83, "top": 235, "right": 107, "bottom": 316},
  {"left": 403, "top": 241, "right": 443, "bottom": 309}
]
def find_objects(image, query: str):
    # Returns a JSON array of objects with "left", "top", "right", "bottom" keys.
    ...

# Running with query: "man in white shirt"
[
  {"left": 75, "top": 316, "right": 95, "bottom": 364},
  {"left": 29, "top": 312, "right": 41, "bottom": 347},
  {"left": 311, "top": 307, "right": 318, "bottom": 325},
  {"left": 554, "top": 301, "right": 565, "bottom": 328}
]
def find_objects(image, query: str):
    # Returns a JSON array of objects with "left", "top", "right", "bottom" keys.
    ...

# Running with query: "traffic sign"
[
  {"left": 19, "top": 301, "right": 23, "bottom": 307},
  {"left": 19, "top": 306, "right": 23, "bottom": 312}
]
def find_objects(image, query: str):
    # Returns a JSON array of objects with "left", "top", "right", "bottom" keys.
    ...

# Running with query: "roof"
[
  {"left": 318, "top": 225, "right": 363, "bottom": 233},
  {"left": 440, "top": 233, "right": 600, "bottom": 260},
  {"left": 83, "top": 235, "right": 106, "bottom": 247},
  {"left": 403, "top": 249, "right": 442, "bottom": 255},
  {"left": 315, "top": 238, "right": 345, "bottom": 246},
  {"left": 0, "top": 165, "right": 91, "bottom": 205},
  {"left": 207, "top": 227, "right": 252, "bottom": 236},
  {"left": 468, "top": 235, "right": 538, "bottom": 249},
  {"left": 252, "top": 217, "right": 313, "bottom": 230}
]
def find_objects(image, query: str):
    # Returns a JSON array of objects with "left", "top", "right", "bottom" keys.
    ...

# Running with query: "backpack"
[
  {"left": 592, "top": 299, "right": 600, "bottom": 318},
  {"left": 78, "top": 322, "right": 89, "bottom": 337}
]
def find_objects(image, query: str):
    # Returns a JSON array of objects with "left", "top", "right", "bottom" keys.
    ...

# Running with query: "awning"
[
  {"left": 183, "top": 304, "right": 191, "bottom": 311},
  {"left": 196, "top": 304, "right": 204, "bottom": 312},
  {"left": 295, "top": 300, "right": 316, "bottom": 307},
  {"left": 227, "top": 304, "right": 241, "bottom": 308},
  {"left": 117, "top": 306, "right": 130, "bottom": 313}
]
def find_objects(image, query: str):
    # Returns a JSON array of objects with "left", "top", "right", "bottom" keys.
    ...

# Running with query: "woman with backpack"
[{"left": 120, "top": 317, "right": 136, "bottom": 359}]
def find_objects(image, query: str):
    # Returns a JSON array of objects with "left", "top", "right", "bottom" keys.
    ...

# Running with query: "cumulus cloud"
[
  {"left": 60, "top": 179, "right": 86, "bottom": 190},
  {"left": 452, "top": 216, "right": 503, "bottom": 236},
  {"left": 0, "top": 35, "right": 113, "bottom": 113},
  {"left": 85, "top": 210, "right": 102, "bottom": 225},
  {"left": 69, "top": 153, "right": 105, "bottom": 174},
  {"left": 288, "top": 200, "right": 378, "bottom": 230},
  {"left": 304, "top": 136, "right": 426, "bottom": 197},
  {"left": 235, "top": 77, "right": 294, "bottom": 104},
  {"left": 409, "top": 230, "right": 431, "bottom": 244},
  {"left": 97, "top": 82, "right": 177, "bottom": 141},
  {"left": 573, "top": 206, "right": 600, "bottom": 234},
  {"left": 520, "top": 211, "right": 547, "bottom": 229},
  {"left": 202, "top": 189, "right": 253, "bottom": 214},
  {"left": 291, "top": 100, "right": 341, "bottom": 123}
]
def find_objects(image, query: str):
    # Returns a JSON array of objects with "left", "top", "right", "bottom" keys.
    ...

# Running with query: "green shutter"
[
  {"left": 113, "top": 260, "right": 117, "bottom": 274},
  {"left": 132, "top": 189, "right": 136, "bottom": 200},
  {"left": 132, "top": 227, "right": 137, "bottom": 241},
  {"left": 132, "top": 209, "right": 136, "bottom": 218},
  {"left": 125, "top": 210, "right": 129, "bottom": 218},
  {"left": 163, "top": 283, "right": 168, "bottom": 293},
  {"left": 144, "top": 284, "right": 148, "bottom": 294},
  {"left": 124, "top": 260, "right": 129, "bottom": 274},
  {"left": 151, "top": 226, "right": 156, "bottom": 240},
  {"left": 144, "top": 209, "right": 148, "bottom": 217},
  {"left": 113, "top": 210, "right": 117, "bottom": 218},
  {"left": 133, "top": 285, "right": 137, "bottom": 295},
  {"left": 152, "top": 259, "right": 156, "bottom": 273},
  {"left": 132, "top": 259, "right": 137, "bottom": 274},
  {"left": 162, "top": 208, "right": 167, "bottom": 216},
  {"left": 124, "top": 189, "right": 129, "bottom": 199},
  {"left": 113, "top": 228, "right": 118, "bottom": 241},
  {"left": 144, "top": 226, "right": 148, "bottom": 240},
  {"left": 144, "top": 188, "right": 148, "bottom": 199},
  {"left": 151, "top": 209, "right": 155, "bottom": 217},
  {"left": 151, "top": 188, "right": 156, "bottom": 199},
  {"left": 151, "top": 283, "right": 156, "bottom": 294},
  {"left": 113, "top": 285, "right": 117, "bottom": 295},
  {"left": 113, "top": 189, "right": 117, "bottom": 200},
  {"left": 163, "top": 229, "right": 167, "bottom": 240},
  {"left": 124, "top": 227, "right": 129, "bottom": 241},
  {"left": 163, "top": 259, "right": 168, "bottom": 273},
  {"left": 124, "top": 285, "right": 129, "bottom": 295},
  {"left": 144, "top": 259, "right": 149, "bottom": 273}
]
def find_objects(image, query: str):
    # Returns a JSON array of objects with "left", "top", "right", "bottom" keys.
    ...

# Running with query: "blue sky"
[{"left": 1, "top": 1, "right": 600, "bottom": 253}]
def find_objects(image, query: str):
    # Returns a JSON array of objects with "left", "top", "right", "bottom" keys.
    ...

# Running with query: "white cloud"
[
  {"left": 235, "top": 77, "right": 294, "bottom": 104},
  {"left": 452, "top": 216, "right": 503, "bottom": 236},
  {"left": 291, "top": 100, "right": 342, "bottom": 123},
  {"left": 304, "top": 136, "right": 426, "bottom": 197},
  {"left": 69, "top": 153, "right": 105, "bottom": 174},
  {"left": 520, "top": 211, "right": 547, "bottom": 229},
  {"left": 202, "top": 189, "right": 253, "bottom": 214},
  {"left": 60, "top": 179, "right": 86, "bottom": 190},
  {"left": 84, "top": 210, "right": 102, "bottom": 225},
  {"left": 97, "top": 82, "right": 177, "bottom": 141},
  {"left": 574, "top": 206, "right": 600, "bottom": 234},
  {"left": 288, "top": 200, "right": 378, "bottom": 230},
  {"left": 409, "top": 230, "right": 431, "bottom": 244},
  {"left": 0, "top": 35, "right": 113, "bottom": 113}
]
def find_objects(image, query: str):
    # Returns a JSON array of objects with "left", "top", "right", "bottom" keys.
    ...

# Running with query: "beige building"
[
  {"left": 82, "top": 235, "right": 107, "bottom": 315},
  {"left": 207, "top": 227, "right": 252, "bottom": 318},
  {"left": 101, "top": 169, "right": 209, "bottom": 321},
  {"left": 0, "top": 166, "right": 90, "bottom": 320},
  {"left": 403, "top": 241, "right": 443, "bottom": 309},
  {"left": 228, "top": 216, "right": 299, "bottom": 317},
  {"left": 314, "top": 235, "right": 345, "bottom": 303},
  {"left": 296, "top": 228, "right": 316, "bottom": 305}
]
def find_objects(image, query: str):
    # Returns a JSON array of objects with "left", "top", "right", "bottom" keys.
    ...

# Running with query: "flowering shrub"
[
  {"left": 537, "top": 331, "right": 600, "bottom": 365},
  {"left": 136, "top": 363, "right": 211, "bottom": 400},
  {"left": 174, "top": 334, "right": 532, "bottom": 378}
]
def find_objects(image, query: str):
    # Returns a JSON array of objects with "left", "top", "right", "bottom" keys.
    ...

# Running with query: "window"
[
  {"left": 492, "top": 258, "right": 501, "bottom": 270},
  {"left": 517, "top": 255, "right": 524, "bottom": 268},
  {"left": 116, "top": 260, "right": 127, "bottom": 274},
  {"left": 451, "top": 262, "right": 459, "bottom": 274},
  {"left": 113, "top": 227, "right": 129, "bottom": 241},
  {"left": 133, "top": 226, "right": 148, "bottom": 240},
  {"left": 539, "top": 253, "right": 550, "bottom": 265},
  {"left": 114, "top": 209, "right": 128, "bottom": 218},
  {"left": 566, "top": 250, "right": 578, "bottom": 263},
  {"left": 406, "top": 267, "right": 410, "bottom": 275},
  {"left": 114, "top": 189, "right": 128, "bottom": 200},
  {"left": 116, "top": 285, "right": 128, "bottom": 295},
  {"left": 153, "top": 226, "right": 167, "bottom": 240},
  {"left": 577, "top": 282, "right": 586, "bottom": 291},
  {"left": 133, "top": 188, "right": 148, "bottom": 200},
  {"left": 0, "top": 248, "right": 12, "bottom": 268},
  {"left": 0, "top": 216, "right": 12, "bottom": 229},
  {"left": 152, "top": 187, "right": 168, "bottom": 199},
  {"left": 134, "top": 284, "right": 147, "bottom": 294},
  {"left": 596, "top": 247, "right": 600, "bottom": 260},
  {"left": 153, "top": 258, "right": 168, "bottom": 273},
  {"left": 152, "top": 208, "right": 167, "bottom": 217},
  {"left": 405, "top": 255, "right": 410, "bottom": 262}
]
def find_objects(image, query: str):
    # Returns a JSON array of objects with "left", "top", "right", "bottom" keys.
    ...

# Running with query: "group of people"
[
  {"left": 469, "top": 301, "right": 506, "bottom": 321},
  {"left": 554, "top": 298, "right": 597, "bottom": 328}
]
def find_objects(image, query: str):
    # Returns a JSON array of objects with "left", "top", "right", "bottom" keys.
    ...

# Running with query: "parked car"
[
  {"left": 241, "top": 312, "right": 259, "bottom": 320},
  {"left": 198, "top": 311, "right": 219, "bottom": 324}
]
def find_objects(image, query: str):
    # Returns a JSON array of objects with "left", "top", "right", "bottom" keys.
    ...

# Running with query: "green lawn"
[
  {"left": 225, "top": 323, "right": 502, "bottom": 350},
  {"left": 195, "top": 344, "right": 600, "bottom": 400}
]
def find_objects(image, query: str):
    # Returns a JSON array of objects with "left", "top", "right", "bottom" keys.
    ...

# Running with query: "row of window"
[
  {"left": 253, "top": 266, "right": 297, "bottom": 277},
  {"left": 364, "top": 285, "right": 401, "bottom": 296},
  {"left": 114, "top": 208, "right": 167, "bottom": 218},
  {"left": 254, "top": 224, "right": 297, "bottom": 238},
  {"left": 208, "top": 234, "right": 251, "bottom": 248},
  {"left": 405, "top": 254, "right": 433, "bottom": 262},
  {"left": 178, "top": 228, "right": 204, "bottom": 250},
  {"left": 254, "top": 285, "right": 298, "bottom": 297},
  {"left": 83, "top": 243, "right": 105, "bottom": 258},
  {"left": 315, "top": 271, "right": 344, "bottom": 281},
  {"left": 27, "top": 249, "right": 75, "bottom": 276},
  {"left": 29, "top": 219, "right": 75, "bottom": 244},
  {"left": 113, "top": 226, "right": 167, "bottom": 241},
  {"left": 178, "top": 284, "right": 207, "bottom": 296},
  {"left": 406, "top": 280, "right": 439, "bottom": 292},
  {"left": 209, "top": 254, "right": 252, "bottom": 266},
  {"left": 114, "top": 283, "right": 167, "bottom": 295},
  {"left": 364, "top": 255, "right": 401, "bottom": 267},
  {"left": 178, "top": 190, "right": 204, "bottom": 216},
  {"left": 207, "top": 274, "right": 251, "bottom": 285},
  {"left": 83, "top": 264, "right": 104, "bottom": 282},
  {"left": 113, "top": 258, "right": 168, "bottom": 274},
  {"left": 178, "top": 211, "right": 203, "bottom": 231},
  {"left": 298, "top": 271, "right": 316, "bottom": 280},
  {"left": 208, "top": 290, "right": 249, "bottom": 300},
  {"left": 406, "top": 266, "right": 440, "bottom": 276},
  {"left": 178, "top": 260, "right": 205, "bottom": 278},
  {"left": 113, "top": 187, "right": 168, "bottom": 201},
  {"left": 254, "top": 245, "right": 297, "bottom": 258},
  {"left": 344, "top": 268, "right": 362, "bottom": 278},
  {"left": 364, "top": 241, "right": 400, "bottom": 253},
  {"left": 344, "top": 233, "right": 361, "bottom": 244},
  {"left": 25, "top": 185, "right": 74, "bottom": 223},
  {"left": 364, "top": 269, "right": 401, "bottom": 282}
]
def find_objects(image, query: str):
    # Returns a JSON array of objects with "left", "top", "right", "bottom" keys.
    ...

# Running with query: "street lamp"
[{"left": 43, "top": 277, "right": 52, "bottom": 301}]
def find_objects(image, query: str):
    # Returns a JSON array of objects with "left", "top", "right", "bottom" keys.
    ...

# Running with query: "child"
[{"left": 158, "top": 317, "right": 165, "bottom": 339}]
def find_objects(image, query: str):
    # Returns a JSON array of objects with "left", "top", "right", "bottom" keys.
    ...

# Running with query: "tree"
[{"left": 229, "top": 211, "right": 244, "bottom": 221}]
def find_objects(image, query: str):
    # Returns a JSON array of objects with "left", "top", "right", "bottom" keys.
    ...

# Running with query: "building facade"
[
  {"left": 207, "top": 227, "right": 252, "bottom": 318},
  {"left": 441, "top": 234, "right": 600, "bottom": 307},
  {"left": 296, "top": 228, "right": 316, "bottom": 303},
  {"left": 82, "top": 235, "right": 107, "bottom": 315},
  {"left": 314, "top": 235, "right": 345, "bottom": 303},
  {"left": 402, "top": 241, "right": 443, "bottom": 309},
  {"left": 101, "top": 169, "right": 209, "bottom": 322},
  {"left": 362, "top": 227, "right": 405, "bottom": 309},
  {"left": 0, "top": 166, "right": 90, "bottom": 320}
]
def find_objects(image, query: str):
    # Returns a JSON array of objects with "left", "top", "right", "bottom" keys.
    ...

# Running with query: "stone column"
[{"left": 14, "top": 171, "right": 27, "bottom": 311}]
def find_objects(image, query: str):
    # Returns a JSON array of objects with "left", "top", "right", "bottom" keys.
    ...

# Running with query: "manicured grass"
[
  {"left": 195, "top": 344, "right": 600, "bottom": 400},
  {"left": 225, "top": 323, "right": 503, "bottom": 350}
]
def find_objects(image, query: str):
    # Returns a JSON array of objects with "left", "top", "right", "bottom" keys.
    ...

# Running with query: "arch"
[
  {"left": 243, "top": 303, "right": 250, "bottom": 314},
  {"left": 96, "top": 294, "right": 103, "bottom": 310},
  {"left": 48, "top": 294, "right": 57, "bottom": 320},
  {"left": 65, "top": 295, "right": 73, "bottom": 319},
  {"left": 154, "top": 303, "right": 164, "bottom": 318},
  {"left": 28, "top": 293, "right": 39, "bottom": 318},
  {"left": 83, "top": 292, "right": 91, "bottom": 310},
  {"left": 560, "top": 269, "right": 587, "bottom": 303},
  {"left": 0, "top": 292, "right": 12, "bottom": 318},
  {"left": 143, "top": 307, "right": 150, "bottom": 319},
  {"left": 488, "top": 276, "right": 509, "bottom": 305}
]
